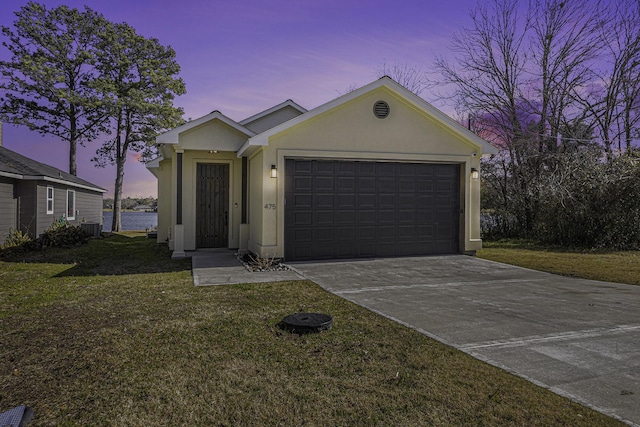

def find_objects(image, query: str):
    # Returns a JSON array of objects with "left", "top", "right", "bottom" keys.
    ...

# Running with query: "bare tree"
[
  {"left": 607, "top": 0, "right": 640, "bottom": 154},
  {"left": 573, "top": 0, "right": 640, "bottom": 157},
  {"left": 434, "top": 0, "right": 530, "bottom": 146},
  {"left": 376, "top": 62, "right": 429, "bottom": 96},
  {"left": 434, "top": 0, "right": 640, "bottom": 245},
  {"left": 434, "top": 0, "right": 543, "bottom": 233},
  {"left": 529, "top": 0, "right": 604, "bottom": 152}
]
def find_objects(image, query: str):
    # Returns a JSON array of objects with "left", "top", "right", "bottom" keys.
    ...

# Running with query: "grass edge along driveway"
[
  {"left": 0, "top": 233, "right": 627, "bottom": 426},
  {"left": 478, "top": 240, "right": 640, "bottom": 287}
]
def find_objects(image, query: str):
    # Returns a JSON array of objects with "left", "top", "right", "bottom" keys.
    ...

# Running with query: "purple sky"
[{"left": 1, "top": 0, "right": 478, "bottom": 198}]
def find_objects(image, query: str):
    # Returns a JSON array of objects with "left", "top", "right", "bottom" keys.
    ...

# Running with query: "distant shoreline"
[
  {"left": 102, "top": 211, "right": 157, "bottom": 232},
  {"left": 102, "top": 209, "right": 157, "bottom": 213}
]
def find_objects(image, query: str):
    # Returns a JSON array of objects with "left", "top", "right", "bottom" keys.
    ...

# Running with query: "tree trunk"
[
  {"left": 69, "top": 138, "right": 77, "bottom": 176},
  {"left": 69, "top": 107, "right": 77, "bottom": 176},
  {"left": 111, "top": 155, "right": 126, "bottom": 232},
  {"left": 624, "top": 102, "right": 633, "bottom": 154},
  {"left": 111, "top": 114, "right": 124, "bottom": 232}
]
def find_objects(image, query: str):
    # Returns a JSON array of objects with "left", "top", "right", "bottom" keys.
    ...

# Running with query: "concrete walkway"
[
  {"left": 289, "top": 255, "right": 640, "bottom": 427},
  {"left": 191, "top": 252, "right": 640, "bottom": 425},
  {"left": 191, "top": 251, "right": 302, "bottom": 286}
]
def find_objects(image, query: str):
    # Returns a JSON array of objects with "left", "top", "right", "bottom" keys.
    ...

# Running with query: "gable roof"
[
  {"left": 239, "top": 99, "right": 307, "bottom": 126},
  {"left": 237, "top": 76, "right": 499, "bottom": 157},
  {"left": 156, "top": 110, "right": 256, "bottom": 146},
  {"left": 0, "top": 146, "right": 106, "bottom": 193}
]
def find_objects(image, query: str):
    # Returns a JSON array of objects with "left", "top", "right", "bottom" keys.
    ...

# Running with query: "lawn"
[
  {"left": 0, "top": 233, "right": 625, "bottom": 426},
  {"left": 478, "top": 240, "right": 640, "bottom": 286}
]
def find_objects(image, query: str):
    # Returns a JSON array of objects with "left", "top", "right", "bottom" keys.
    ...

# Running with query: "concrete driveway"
[{"left": 289, "top": 255, "right": 640, "bottom": 426}]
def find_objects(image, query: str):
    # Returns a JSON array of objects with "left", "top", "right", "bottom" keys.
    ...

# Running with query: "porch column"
[
  {"left": 241, "top": 156, "right": 247, "bottom": 223},
  {"left": 239, "top": 156, "right": 249, "bottom": 252},
  {"left": 172, "top": 149, "right": 186, "bottom": 258},
  {"left": 176, "top": 151, "right": 183, "bottom": 225}
]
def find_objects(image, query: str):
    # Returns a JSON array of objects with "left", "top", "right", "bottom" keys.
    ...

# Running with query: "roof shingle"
[{"left": 0, "top": 146, "right": 105, "bottom": 192}]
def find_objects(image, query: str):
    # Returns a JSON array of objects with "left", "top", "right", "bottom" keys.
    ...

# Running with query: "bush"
[
  {"left": 0, "top": 228, "right": 37, "bottom": 258},
  {"left": 533, "top": 155, "right": 640, "bottom": 249},
  {"left": 40, "top": 218, "right": 92, "bottom": 248},
  {"left": 482, "top": 150, "right": 640, "bottom": 250}
]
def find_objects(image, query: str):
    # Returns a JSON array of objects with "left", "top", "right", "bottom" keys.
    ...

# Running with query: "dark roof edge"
[{"left": 0, "top": 146, "right": 106, "bottom": 192}]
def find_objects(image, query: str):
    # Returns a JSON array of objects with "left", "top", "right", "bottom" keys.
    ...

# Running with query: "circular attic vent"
[{"left": 373, "top": 101, "right": 390, "bottom": 119}]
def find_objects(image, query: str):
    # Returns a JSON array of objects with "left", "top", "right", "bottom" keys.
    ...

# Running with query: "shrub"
[
  {"left": 239, "top": 252, "right": 287, "bottom": 271},
  {"left": 40, "top": 218, "right": 92, "bottom": 248},
  {"left": 482, "top": 150, "right": 640, "bottom": 250},
  {"left": 0, "top": 228, "right": 37, "bottom": 258}
]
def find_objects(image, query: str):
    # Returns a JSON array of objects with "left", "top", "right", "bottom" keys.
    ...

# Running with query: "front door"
[{"left": 196, "top": 163, "right": 229, "bottom": 248}]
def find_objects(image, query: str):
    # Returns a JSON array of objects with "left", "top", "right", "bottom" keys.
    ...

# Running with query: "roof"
[
  {"left": 237, "top": 76, "right": 499, "bottom": 157},
  {"left": 146, "top": 77, "right": 498, "bottom": 174},
  {"left": 156, "top": 110, "right": 256, "bottom": 145},
  {"left": 0, "top": 146, "right": 106, "bottom": 193},
  {"left": 239, "top": 99, "right": 307, "bottom": 126}
]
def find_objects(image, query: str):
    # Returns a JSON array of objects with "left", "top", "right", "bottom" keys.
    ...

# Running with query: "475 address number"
[{"left": 264, "top": 204, "right": 276, "bottom": 210}]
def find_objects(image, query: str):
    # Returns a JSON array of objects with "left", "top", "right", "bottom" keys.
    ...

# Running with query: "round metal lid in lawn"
[{"left": 279, "top": 313, "right": 332, "bottom": 334}]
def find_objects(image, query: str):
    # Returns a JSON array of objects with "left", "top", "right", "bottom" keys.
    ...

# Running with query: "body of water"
[{"left": 102, "top": 211, "right": 158, "bottom": 232}]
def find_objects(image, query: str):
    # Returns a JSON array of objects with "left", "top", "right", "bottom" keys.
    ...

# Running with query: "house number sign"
[{"left": 264, "top": 204, "right": 276, "bottom": 210}]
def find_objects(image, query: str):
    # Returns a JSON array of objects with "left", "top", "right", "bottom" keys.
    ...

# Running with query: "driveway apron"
[{"left": 290, "top": 255, "right": 640, "bottom": 426}]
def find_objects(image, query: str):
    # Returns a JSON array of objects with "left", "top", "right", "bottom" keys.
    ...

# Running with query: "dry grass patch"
[{"left": 0, "top": 233, "right": 624, "bottom": 426}]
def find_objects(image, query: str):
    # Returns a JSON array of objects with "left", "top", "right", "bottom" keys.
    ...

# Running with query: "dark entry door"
[
  {"left": 284, "top": 159, "right": 460, "bottom": 261},
  {"left": 196, "top": 163, "right": 229, "bottom": 248}
]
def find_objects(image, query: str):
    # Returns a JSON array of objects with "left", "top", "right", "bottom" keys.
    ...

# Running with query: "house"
[
  {"left": 132, "top": 205, "right": 154, "bottom": 212},
  {"left": 146, "top": 77, "right": 498, "bottom": 260},
  {"left": 0, "top": 145, "right": 106, "bottom": 245}
]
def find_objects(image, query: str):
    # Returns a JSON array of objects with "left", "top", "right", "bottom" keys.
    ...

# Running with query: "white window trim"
[
  {"left": 66, "top": 189, "right": 76, "bottom": 220},
  {"left": 46, "top": 186, "right": 54, "bottom": 214}
]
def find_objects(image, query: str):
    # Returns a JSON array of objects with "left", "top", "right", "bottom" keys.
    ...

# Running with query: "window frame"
[
  {"left": 46, "top": 186, "right": 54, "bottom": 214},
  {"left": 66, "top": 189, "right": 76, "bottom": 220}
]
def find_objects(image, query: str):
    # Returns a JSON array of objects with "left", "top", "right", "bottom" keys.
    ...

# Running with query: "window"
[
  {"left": 46, "top": 186, "right": 54, "bottom": 214},
  {"left": 67, "top": 190, "right": 76, "bottom": 220}
]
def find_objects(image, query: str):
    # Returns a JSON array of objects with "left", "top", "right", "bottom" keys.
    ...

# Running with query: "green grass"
[
  {"left": 478, "top": 239, "right": 640, "bottom": 286},
  {"left": 0, "top": 233, "right": 625, "bottom": 426}
]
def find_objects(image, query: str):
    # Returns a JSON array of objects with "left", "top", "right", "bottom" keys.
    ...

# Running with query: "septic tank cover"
[{"left": 279, "top": 312, "right": 333, "bottom": 334}]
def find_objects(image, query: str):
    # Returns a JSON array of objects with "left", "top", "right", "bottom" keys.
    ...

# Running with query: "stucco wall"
[
  {"left": 253, "top": 87, "right": 483, "bottom": 257},
  {"left": 180, "top": 120, "right": 248, "bottom": 152},
  {"left": 269, "top": 89, "right": 479, "bottom": 156},
  {"left": 247, "top": 150, "right": 264, "bottom": 254}
]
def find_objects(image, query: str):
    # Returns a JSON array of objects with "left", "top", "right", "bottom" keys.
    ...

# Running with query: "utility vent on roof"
[{"left": 373, "top": 101, "right": 390, "bottom": 119}]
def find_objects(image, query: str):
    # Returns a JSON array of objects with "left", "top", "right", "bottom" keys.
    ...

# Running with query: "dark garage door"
[{"left": 284, "top": 159, "right": 460, "bottom": 261}]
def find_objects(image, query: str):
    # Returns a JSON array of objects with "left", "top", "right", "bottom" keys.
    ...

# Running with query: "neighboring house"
[
  {"left": 0, "top": 145, "right": 106, "bottom": 245},
  {"left": 147, "top": 77, "right": 498, "bottom": 260}
]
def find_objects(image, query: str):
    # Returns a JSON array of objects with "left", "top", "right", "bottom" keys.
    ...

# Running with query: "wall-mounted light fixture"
[
  {"left": 471, "top": 168, "right": 479, "bottom": 179},
  {"left": 270, "top": 164, "right": 277, "bottom": 178}
]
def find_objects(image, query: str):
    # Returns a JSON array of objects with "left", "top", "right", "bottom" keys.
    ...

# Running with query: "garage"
[
  {"left": 151, "top": 77, "right": 495, "bottom": 259},
  {"left": 284, "top": 158, "right": 460, "bottom": 261}
]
